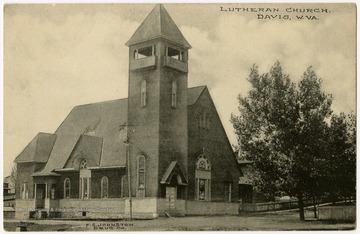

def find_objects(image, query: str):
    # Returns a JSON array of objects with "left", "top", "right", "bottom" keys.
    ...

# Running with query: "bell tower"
[{"left": 126, "top": 4, "right": 191, "bottom": 198}]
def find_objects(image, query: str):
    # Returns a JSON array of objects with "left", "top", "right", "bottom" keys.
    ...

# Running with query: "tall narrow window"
[
  {"left": 198, "top": 112, "right": 210, "bottom": 130},
  {"left": 51, "top": 184, "right": 56, "bottom": 199},
  {"left": 21, "top": 183, "right": 28, "bottom": 199},
  {"left": 141, "top": 80, "right": 147, "bottom": 107},
  {"left": 79, "top": 158, "right": 91, "bottom": 199},
  {"left": 171, "top": 81, "right": 177, "bottom": 107},
  {"left": 101, "top": 176, "right": 109, "bottom": 199},
  {"left": 137, "top": 155, "right": 146, "bottom": 197},
  {"left": 203, "top": 113, "right": 207, "bottom": 129},
  {"left": 83, "top": 178, "right": 88, "bottom": 198},
  {"left": 198, "top": 114, "right": 202, "bottom": 128},
  {"left": 64, "top": 178, "right": 70, "bottom": 199},
  {"left": 195, "top": 155, "right": 211, "bottom": 201},
  {"left": 121, "top": 176, "right": 127, "bottom": 198},
  {"left": 225, "top": 182, "right": 232, "bottom": 202}
]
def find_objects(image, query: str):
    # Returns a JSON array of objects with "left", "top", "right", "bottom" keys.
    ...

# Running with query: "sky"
[{"left": 3, "top": 3, "right": 356, "bottom": 177}]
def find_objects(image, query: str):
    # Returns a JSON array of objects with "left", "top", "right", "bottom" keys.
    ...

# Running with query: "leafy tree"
[
  {"left": 10, "top": 164, "right": 18, "bottom": 185},
  {"left": 232, "top": 62, "right": 333, "bottom": 220},
  {"left": 345, "top": 112, "right": 357, "bottom": 199},
  {"left": 318, "top": 112, "right": 356, "bottom": 206}
]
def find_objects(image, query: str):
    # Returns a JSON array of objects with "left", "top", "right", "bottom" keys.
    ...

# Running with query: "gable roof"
[
  {"left": 160, "top": 161, "right": 187, "bottom": 185},
  {"left": 14, "top": 133, "right": 56, "bottom": 163},
  {"left": 24, "top": 86, "right": 207, "bottom": 176},
  {"left": 63, "top": 134, "right": 103, "bottom": 169},
  {"left": 32, "top": 99, "right": 128, "bottom": 176},
  {"left": 126, "top": 4, "right": 191, "bottom": 48},
  {"left": 187, "top": 85, "right": 206, "bottom": 105}
]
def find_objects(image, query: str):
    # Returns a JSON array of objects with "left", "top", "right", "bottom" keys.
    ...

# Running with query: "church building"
[{"left": 14, "top": 4, "right": 245, "bottom": 219}]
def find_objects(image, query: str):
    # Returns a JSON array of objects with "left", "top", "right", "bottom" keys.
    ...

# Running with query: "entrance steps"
[{"left": 29, "top": 210, "right": 48, "bottom": 219}]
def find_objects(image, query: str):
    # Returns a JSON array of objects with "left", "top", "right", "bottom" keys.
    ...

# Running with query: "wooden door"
[
  {"left": 36, "top": 184, "right": 45, "bottom": 209},
  {"left": 166, "top": 186, "right": 177, "bottom": 209}
]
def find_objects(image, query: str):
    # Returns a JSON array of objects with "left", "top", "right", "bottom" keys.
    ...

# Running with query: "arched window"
[
  {"left": 80, "top": 159, "right": 87, "bottom": 169},
  {"left": 64, "top": 178, "right": 70, "bottom": 199},
  {"left": 171, "top": 81, "right": 177, "bottom": 107},
  {"left": 101, "top": 176, "right": 109, "bottom": 199},
  {"left": 195, "top": 155, "right": 211, "bottom": 201},
  {"left": 198, "top": 112, "right": 210, "bottom": 130},
  {"left": 141, "top": 80, "right": 147, "bottom": 107},
  {"left": 137, "top": 155, "right": 146, "bottom": 197},
  {"left": 121, "top": 176, "right": 127, "bottom": 198},
  {"left": 196, "top": 155, "right": 211, "bottom": 170},
  {"left": 79, "top": 158, "right": 91, "bottom": 199}
]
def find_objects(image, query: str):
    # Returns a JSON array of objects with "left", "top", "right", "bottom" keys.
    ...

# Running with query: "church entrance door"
[
  {"left": 35, "top": 184, "right": 46, "bottom": 209},
  {"left": 166, "top": 186, "right": 177, "bottom": 209}
]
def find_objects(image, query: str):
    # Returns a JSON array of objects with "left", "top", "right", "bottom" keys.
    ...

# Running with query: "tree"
[
  {"left": 294, "top": 67, "right": 332, "bottom": 218},
  {"left": 231, "top": 62, "right": 333, "bottom": 220},
  {"left": 325, "top": 113, "right": 356, "bottom": 202},
  {"left": 232, "top": 62, "right": 296, "bottom": 200},
  {"left": 10, "top": 164, "right": 18, "bottom": 185}
]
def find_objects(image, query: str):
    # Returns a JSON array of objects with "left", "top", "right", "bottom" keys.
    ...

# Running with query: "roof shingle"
[
  {"left": 24, "top": 86, "right": 206, "bottom": 176},
  {"left": 126, "top": 4, "right": 191, "bottom": 48}
]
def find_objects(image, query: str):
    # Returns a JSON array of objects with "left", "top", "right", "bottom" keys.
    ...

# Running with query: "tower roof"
[{"left": 126, "top": 4, "right": 191, "bottom": 48}]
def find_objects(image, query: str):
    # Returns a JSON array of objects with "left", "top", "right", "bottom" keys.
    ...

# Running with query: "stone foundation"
[{"left": 16, "top": 198, "right": 240, "bottom": 219}]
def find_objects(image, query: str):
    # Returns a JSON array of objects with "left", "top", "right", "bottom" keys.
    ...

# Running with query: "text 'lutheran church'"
[{"left": 14, "top": 4, "right": 253, "bottom": 219}]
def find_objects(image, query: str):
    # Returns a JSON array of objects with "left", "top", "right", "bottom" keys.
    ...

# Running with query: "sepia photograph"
[{"left": 3, "top": 2, "right": 356, "bottom": 231}]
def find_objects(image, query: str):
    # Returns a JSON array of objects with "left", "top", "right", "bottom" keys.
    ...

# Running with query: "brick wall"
[
  {"left": 128, "top": 40, "right": 161, "bottom": 198},
  {"left": 59, "top": 172, "right": 79, "bottom": 199},
  {"left": 58, "top": 169, "right": 125, "bottom": 199},
  {"left": 16, "top": 163, "right": 36, "bottom": 199},
  {"left": 63, "top": 135, "right": 102, "bottom": 168},
  {"left": 158, "top": 43, "right": 188, "bottom": 192},
  {"left": 128, "top": 40, "right": 189, "bottom": 199},
  {"left": 188, "top": 88, "right": 241, "bottom": 202},
  {"left": 91, "top": 169, "right": 125, "bottom": 198}
]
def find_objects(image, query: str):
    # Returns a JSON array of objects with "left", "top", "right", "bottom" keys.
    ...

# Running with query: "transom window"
[
  {"left": 196, "top": 155, "right": 211, "bottom": 170},
  {"left": 80, "top": 159, "right": 87, "bottom": 169}
]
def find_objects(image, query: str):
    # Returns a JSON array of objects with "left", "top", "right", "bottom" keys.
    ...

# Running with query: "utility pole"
[
  {"left": 125, "top": 139, "right": 132, "bottom": 220},
  {"left": 119, "top": 122, "right": 135, "bottom": 220}
]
